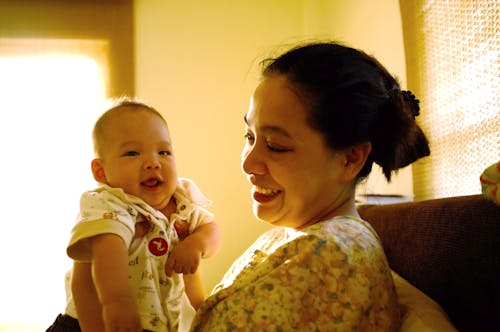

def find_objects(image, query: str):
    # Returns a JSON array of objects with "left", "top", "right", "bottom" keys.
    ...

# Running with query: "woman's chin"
[
  {"left": 253, "top": 209, "right": 287, "bottom": 227},
  {"left": 253, "top": 208, "right": 277, "bottom": 224}
]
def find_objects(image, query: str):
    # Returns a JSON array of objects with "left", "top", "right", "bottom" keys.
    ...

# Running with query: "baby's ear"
[{"left": 91, "top": 158, "right": 106, "bottom": 183}]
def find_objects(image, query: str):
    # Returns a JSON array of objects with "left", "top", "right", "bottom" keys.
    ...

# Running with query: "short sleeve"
[
  {"left": 174, "top": 178, "right": 214, "bottom": 233},
  {"left": 67, "top": 190, "right": 136, "bottom": 261},
  {"left": 177, "top": 178, "right": 212, "bottom": 207}
]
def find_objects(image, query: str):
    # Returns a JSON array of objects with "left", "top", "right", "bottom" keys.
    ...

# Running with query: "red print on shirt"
[{"left": 148, "top": 237, "right": 168, "bottom": 256}]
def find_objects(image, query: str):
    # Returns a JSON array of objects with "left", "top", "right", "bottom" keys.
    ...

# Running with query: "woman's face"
[{"left": 241, "top": 75, "right": 353, "bottom": 229}]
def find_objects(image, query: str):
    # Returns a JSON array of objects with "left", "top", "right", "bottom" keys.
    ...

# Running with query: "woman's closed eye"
[
  {"left": 245, "top": 131, "right": 291, "bottom": 153},
  {"left": 267, "top": 142, "right": 291, "bottom": 153}
]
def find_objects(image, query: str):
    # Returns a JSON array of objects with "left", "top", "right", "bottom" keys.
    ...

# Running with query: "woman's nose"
[{"left": 241, "top": 145, "right": 266, "bottom": 175}]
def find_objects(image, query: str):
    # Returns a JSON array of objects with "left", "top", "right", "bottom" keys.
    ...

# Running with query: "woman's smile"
[{"left": 252, "top": 186, "right": 282, "bottom": 203}]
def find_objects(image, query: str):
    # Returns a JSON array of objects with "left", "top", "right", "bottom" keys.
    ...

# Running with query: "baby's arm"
[
  {"left": 71, "top": 262, "right": 104, "bottom": 331},
  {"left": 165, "top": 222, "right": 222, "bottom": 276},
  {"left": 74, "top": 234, "right": 142, "bottom": 332},
  {"left": 187, "top": 221, "right": 222, "bottom": 259}
]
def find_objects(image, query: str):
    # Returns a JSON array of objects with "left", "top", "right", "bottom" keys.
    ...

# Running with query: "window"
[
  {"left": 0, "top": 38, "right": 108, "bottom": 329},
  {"left": 400, "top": 0, "right": 500, "bottom": 200},
  {"left": 0, "top": 1, "right": 134, "bottom": 328}
]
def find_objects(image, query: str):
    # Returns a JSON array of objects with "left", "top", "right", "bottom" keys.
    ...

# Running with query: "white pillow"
[{"left": 391, "top": 270, "right": 458, "bottom": 332}]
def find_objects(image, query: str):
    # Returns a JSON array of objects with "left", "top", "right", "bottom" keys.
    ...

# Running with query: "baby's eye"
[
  {"left": 159, "top": 150, "right": 172, "bottom": 156},
  {"left": 123, "top": 151, "right": 139, "bottom": 157}
]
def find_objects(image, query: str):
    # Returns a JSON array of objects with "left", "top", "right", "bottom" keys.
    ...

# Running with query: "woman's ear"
[
  {"left": 91, "top": 158, "right": 106, "bottom": 183},
  {"left": 339, "top": 142, "right": 372, "bottom": 183}
]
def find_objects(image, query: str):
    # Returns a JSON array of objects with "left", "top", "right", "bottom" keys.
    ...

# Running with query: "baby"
[{"left": 47, "top": 99, "right": 221, "bottom": 332}]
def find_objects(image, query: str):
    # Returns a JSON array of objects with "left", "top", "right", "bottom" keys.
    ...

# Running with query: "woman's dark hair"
[{"left": 261, "top": 42, "right": 430, "bottom": 181}]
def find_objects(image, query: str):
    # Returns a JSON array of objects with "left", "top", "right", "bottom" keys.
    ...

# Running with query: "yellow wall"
[{"left": 134, "top": 0, "right": 409, "bottom": 291}]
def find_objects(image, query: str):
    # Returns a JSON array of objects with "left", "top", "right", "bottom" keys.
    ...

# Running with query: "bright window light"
[{"left": 0, "top": 42, "right": 107, "bottom": 329}]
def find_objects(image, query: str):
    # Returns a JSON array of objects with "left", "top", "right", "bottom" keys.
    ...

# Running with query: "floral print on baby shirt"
[{"left": 191, "top": 216, "right": 400, "bottom": 332}]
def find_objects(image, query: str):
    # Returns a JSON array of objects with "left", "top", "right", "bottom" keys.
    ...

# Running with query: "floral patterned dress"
[{"left": 191, "top": 216, "right": 400, "bottom": 332}]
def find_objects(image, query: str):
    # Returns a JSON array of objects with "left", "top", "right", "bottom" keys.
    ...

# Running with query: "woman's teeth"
[{"left": 255, "top": 187, "right": 280, "bottom": 196}]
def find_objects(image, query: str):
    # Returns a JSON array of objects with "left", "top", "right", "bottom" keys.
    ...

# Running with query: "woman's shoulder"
[
  {"left": 249, "top": 216, "right": 380, "bottom": 254},
  {"left": 304, "top": 216, "right": 381, "bottom": 247}
]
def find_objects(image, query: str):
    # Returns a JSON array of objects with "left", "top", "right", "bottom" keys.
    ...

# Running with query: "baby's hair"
[
  {"left": 261, "top": 41, "right": 430, "bottom": 181},
  {"left": 92, "top": 97, "right": 168, "bottom": 157}
]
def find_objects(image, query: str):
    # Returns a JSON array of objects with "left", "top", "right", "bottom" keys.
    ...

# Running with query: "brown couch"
[{"left": 358, "top": 194, "right": 500, "bottom": 332}]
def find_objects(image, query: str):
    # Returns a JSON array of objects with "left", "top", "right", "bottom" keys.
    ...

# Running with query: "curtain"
[{"left": 399, "top": 0, "right": 500, "bottom": 201}]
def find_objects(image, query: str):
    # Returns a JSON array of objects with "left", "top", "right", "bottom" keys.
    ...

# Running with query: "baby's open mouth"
[{"left": 142, "top": 178, "right": 162, "bottom": 188}]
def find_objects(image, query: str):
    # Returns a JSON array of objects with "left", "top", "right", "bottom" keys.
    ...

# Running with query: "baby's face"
[{"left": 96, "top": 108, "right": 178, "bottom": 210}]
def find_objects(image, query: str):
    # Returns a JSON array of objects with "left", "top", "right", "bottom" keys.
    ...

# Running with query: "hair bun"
[
  {"left": 370, "top": 89, "right": 429, "bottom": 181},
  {"left": 401, "top": 90, "right": 420, "bottom": 117}
]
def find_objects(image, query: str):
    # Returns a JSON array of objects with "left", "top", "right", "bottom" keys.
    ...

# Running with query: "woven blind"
[{"left": 400, "top": 0, "right": 500, "bottom": 201}]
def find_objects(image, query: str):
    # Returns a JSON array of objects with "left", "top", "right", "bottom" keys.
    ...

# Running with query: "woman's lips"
[{"left": 252, "top": 187, "right": 281, "bottom": 203}]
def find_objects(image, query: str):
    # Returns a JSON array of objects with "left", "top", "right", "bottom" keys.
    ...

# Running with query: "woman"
[{"left": 192, "top": 41, "right": 430, "bottom": 331}]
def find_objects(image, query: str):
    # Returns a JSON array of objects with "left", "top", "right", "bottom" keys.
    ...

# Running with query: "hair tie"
[{"left": 401, "top": 90, "right": 420, "bottom": 117}]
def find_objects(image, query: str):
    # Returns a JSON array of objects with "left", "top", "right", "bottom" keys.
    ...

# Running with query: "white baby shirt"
[{"left": 65, "top": 178, "right": 213, "bottom": 331}]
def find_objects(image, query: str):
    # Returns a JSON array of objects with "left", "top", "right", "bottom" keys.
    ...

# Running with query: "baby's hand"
[
  {"left": 174, "top": 218, "right": 190, "bottom": 240},
  {"left": 134, "top": 221, "right": 150, "bottom": 238},
  {"left": 165, "top": 237, "right": 202, "bottom": 277}
]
